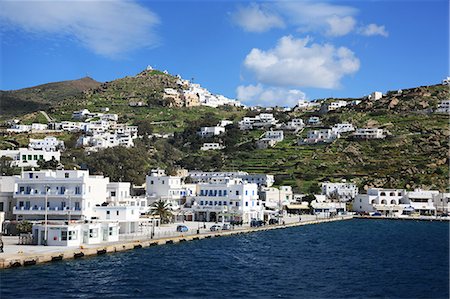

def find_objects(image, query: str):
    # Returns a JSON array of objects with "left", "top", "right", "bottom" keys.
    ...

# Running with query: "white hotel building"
[
  {"left": 13, "top": 170, "right": 109, "bottom": 221},
  {"left": 183, "top": 177, "right": 264, "bottom": 223}
]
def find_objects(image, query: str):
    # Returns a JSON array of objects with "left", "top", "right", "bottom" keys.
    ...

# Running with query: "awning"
[{"left": 286, "top": 204, "right": 309, "bottom": 210}]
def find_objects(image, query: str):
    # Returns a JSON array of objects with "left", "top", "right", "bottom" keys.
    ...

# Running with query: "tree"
[
  {"left": 149, "top": 200, "right": 173, "bottom": 224},
  {"left": 308, "top": 182, "right": 321, "bottom": 194},
  {"left": 0, "top": 156, "right": 20, "bottom": 176},
  {"left": 135, "top": 119, "right": 154, "bottom": 137},
  {"left": 38, "top": 157, "right": 60, "bottom": 170},
  {"left": 85, "top": 146, "right": 153, "bottom": 185},
  {"left": 16, "top": 221, "right": 33, "bottom": 234}
]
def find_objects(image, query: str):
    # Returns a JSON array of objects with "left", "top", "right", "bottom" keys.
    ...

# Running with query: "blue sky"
[{"left": 0, "top": 0, "right": 448, "bottom": 106}]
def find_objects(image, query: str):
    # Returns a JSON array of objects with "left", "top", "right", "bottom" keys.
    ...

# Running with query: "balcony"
[
  {"left": 15, "top": 191, "right": 83, "bottom": 197},
  {"left": 13, "top": 206, "right": 82, "bottom": 215}
]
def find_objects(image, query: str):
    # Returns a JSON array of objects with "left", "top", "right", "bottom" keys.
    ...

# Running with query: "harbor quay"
[{"left": 0, "top": 215, "right": 352, "bottom": 269}]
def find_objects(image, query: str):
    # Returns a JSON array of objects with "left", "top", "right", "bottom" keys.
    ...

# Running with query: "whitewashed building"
[
  {"left": 0, "top": 176, "right": 16, "bottom": 220},
  {"left": 183, "top": 177, "right": 263, "bottom": 223},
  {"left": 0, "top": 148, "right": 61, "bottom": 168},
  {"left": 284, "top": 119, "right": 304, "bottom": 131},
  {"left": 354, "top": 188, "right": 406, "bottom": 216},
  {"left": 13, "top": 170, "right": 109, "bottom": 221},
  {"left": 188, "top": 171, "right": 274, "bottom": 188},
  {"left": 145, "top": 169, "right": 196, "bottom": 209},
  {"left": 435, "top": 100, "right": 450, "bottom": 114},
  {"left": 307, "top": 116, "right": 321, "bottom": 125},
  {"left": 32, "top": 221, "right": 119, "bottom": 246},
  {"left": 28, "top": 136, "right": 64, "bottom": 152},
  {"left": 197, "top": 126, "right": 225, "bottom": 138},
  {"left": 200, "top": 143, "right": 225, "bottom": 151},
  {"left": 72, "top": 109, "right": 92, "bottom": 119},
  {"left": 321, "top": 182, "right": 358, "bottom": 202},
  {"left": 7, "top": 124, "right": 31, "bottom": 133},
  {"left": 239, "top": 113, "right": 277, "bottom": 130},
  {"left": 324, "top": 100, "right": 348, "bottom": 112},
  {"left": 259, "top": 186, "right": 293, "bottom": 212},
  {"left": 311, "top": 197, "right": 346, "bottom": 217},
  {"left": 331, "top": 123, "right": 355, "bottom": 134},
  {"left": 263, "top": 130, "right": 284, "bottom": 142},
  {"left": 368, "top": 91, "right": 383, "bottom": 101},
  {"left": 353, "top": 128, "right": 386, "bottom": 139},
  {"left": 301, "top": 129, "right": 340, "bottom": 144}
]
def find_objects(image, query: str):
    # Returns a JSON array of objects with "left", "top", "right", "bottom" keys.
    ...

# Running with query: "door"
[
  {"left": 83, "top": 231, "right": 88, "bottom": 244},
  {"left": 102, "top": 228, "right": 108, "bottom": 241}
]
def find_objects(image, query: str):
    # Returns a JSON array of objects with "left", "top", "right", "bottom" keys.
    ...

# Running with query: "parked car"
[
  {"left": 268, "top": 218, "right": 278, "bottom": 225},
  {"left": 222, "top": 224, "right": 231, "bottom": 230},
  {"left": 250, "top": 219, "right": 265, "bottom": 227},
  {"left": 371, "top": 212, "right": 382, "bottom": 217},
  {"left": 176, "top": 225, "right": 189, "bottom": 232},
  {"left": 230, "top": 220, "right": 243, "bottom": 226},
  {"left": 210, "top": 225, "right": 222, "bottom": 231}
]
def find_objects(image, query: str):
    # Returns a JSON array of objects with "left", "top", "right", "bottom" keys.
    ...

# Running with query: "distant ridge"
[{"left": 0, "top": 77, "right": 101, "bottom": 115}]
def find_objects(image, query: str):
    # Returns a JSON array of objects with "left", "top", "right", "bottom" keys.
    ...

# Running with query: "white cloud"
[
  {"left": 358, "top": 24, "right": 389, "bottom": 37},
  {"left": 277, "top": 1, "right": 357, "bottom": 36},
  {"left": 231, "top": 3, "right": 284, "bottom": 33},
  {"left": 236, "top": 83, "right": 305, "bottom": 106},
  {"left": 325, "top": 16, "right": 356, "bottom": 37},
  {"left": 243, "top": 35, "right": 360, "bottom": 89},
  {"left": 232, "top": 1, "right": 389, "bottom": 38},
  {"left": 0, "top": 0, "right": 160, "bottom": 58}
]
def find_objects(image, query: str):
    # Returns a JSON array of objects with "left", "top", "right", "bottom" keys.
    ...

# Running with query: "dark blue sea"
[{"left": 1, "top": 219, "right": 448, "bottom": 298}]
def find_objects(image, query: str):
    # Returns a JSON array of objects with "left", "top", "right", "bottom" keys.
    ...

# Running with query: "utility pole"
[{"left": 44, "top": 185, "right": 49, "bottom": 246}]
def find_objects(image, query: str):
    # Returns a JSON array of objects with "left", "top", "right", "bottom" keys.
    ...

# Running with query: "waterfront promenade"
[{"left": 0, "top": 214, "right": 352, "bottom": 269}]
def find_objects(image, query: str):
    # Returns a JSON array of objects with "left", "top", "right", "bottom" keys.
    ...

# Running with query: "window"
[
  {"left": 116, "top": 211, "right": 119, "bottom": 216},
  {"left": 60, "top": 187, "right": 66, "bottom": 195},
  {"left": 224, "top": 190, "right": 227, "bottom": 196},
  {"left": 162, "top": 180, "right": 165, "bottom": 185},
  {"left": 61, "top": 230, "right": 68, "bottom": 241},
  {"left": 33, "top": 155, "right": 38, "bottom": 160},
  {"left": 28, "top": 155, "right": 32, "bottom": 160},
  {"left": 111, "top": 191, "right": 116, "bottom": 197},
  {"left": 218, "top": 190, "right": 222, "bottom": 196},
  {"left": 245, "top": 202, "right": 248, "bottom": 206},
  {"left": 106, "top": 211, "right": 110, "bottom": 215},
  {"left": 236, "top": 202, "right": 240, "bottom": 207},
  {"left": 19, "top": 186, "right": 24, "bottom": 193},
  {"left": 89, "top": 229, "right": 98, "bottom": 238},
  {"left": 150, "top": 180, "right": 154, "bottom": 185},
  {"left": 236, "top": 191, "right": 240, "bottom": 196},
  {"left": 65, "top": 173, "right": 69, "bottom": 178},
  {"left": 109, "top": 227, "right": 115, "bottom": 236},
  {"left": 69, "top": 230, "right": 77, "bottom": 240},
  {"left": 75, "top": 202, "right": 80, "bottom": 210},
  {"left": 245, "top": 191, "right": 248, "bottom": 196},
  {"left": 29, "top": 173, "right": 33, "bottom": 179},
  {"left": 218, "top": 201, "right": 222, "bottom": 206},
  {"left": 200, "top": 201, "right": 204, "bottom": 205},
  {"left": 209, "top": 201, "right": 213, "bottom": 205},
  {"left": 75, "top": 186, "right": 81, "bottom": 195},
  {"left": 39, "top": 155, "right": 43, "bottom": 160},
  {"left": 22, "top": 155, "right": 26, "bottom": 161}
]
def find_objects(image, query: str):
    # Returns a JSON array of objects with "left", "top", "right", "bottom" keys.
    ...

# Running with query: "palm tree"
[{"left": 149, "top": 200, "right": 173, "bottom": 224}]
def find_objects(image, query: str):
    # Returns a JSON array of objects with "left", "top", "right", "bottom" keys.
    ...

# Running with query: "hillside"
[
  {"left": 176, "top": 84, "right": 449, "bottom": 192},
  {"left": 0, "top": 73, "right": 448, "bottom": 193},
  {"left": 0, "top": 77, "right": 100, "bottom": 116}
]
